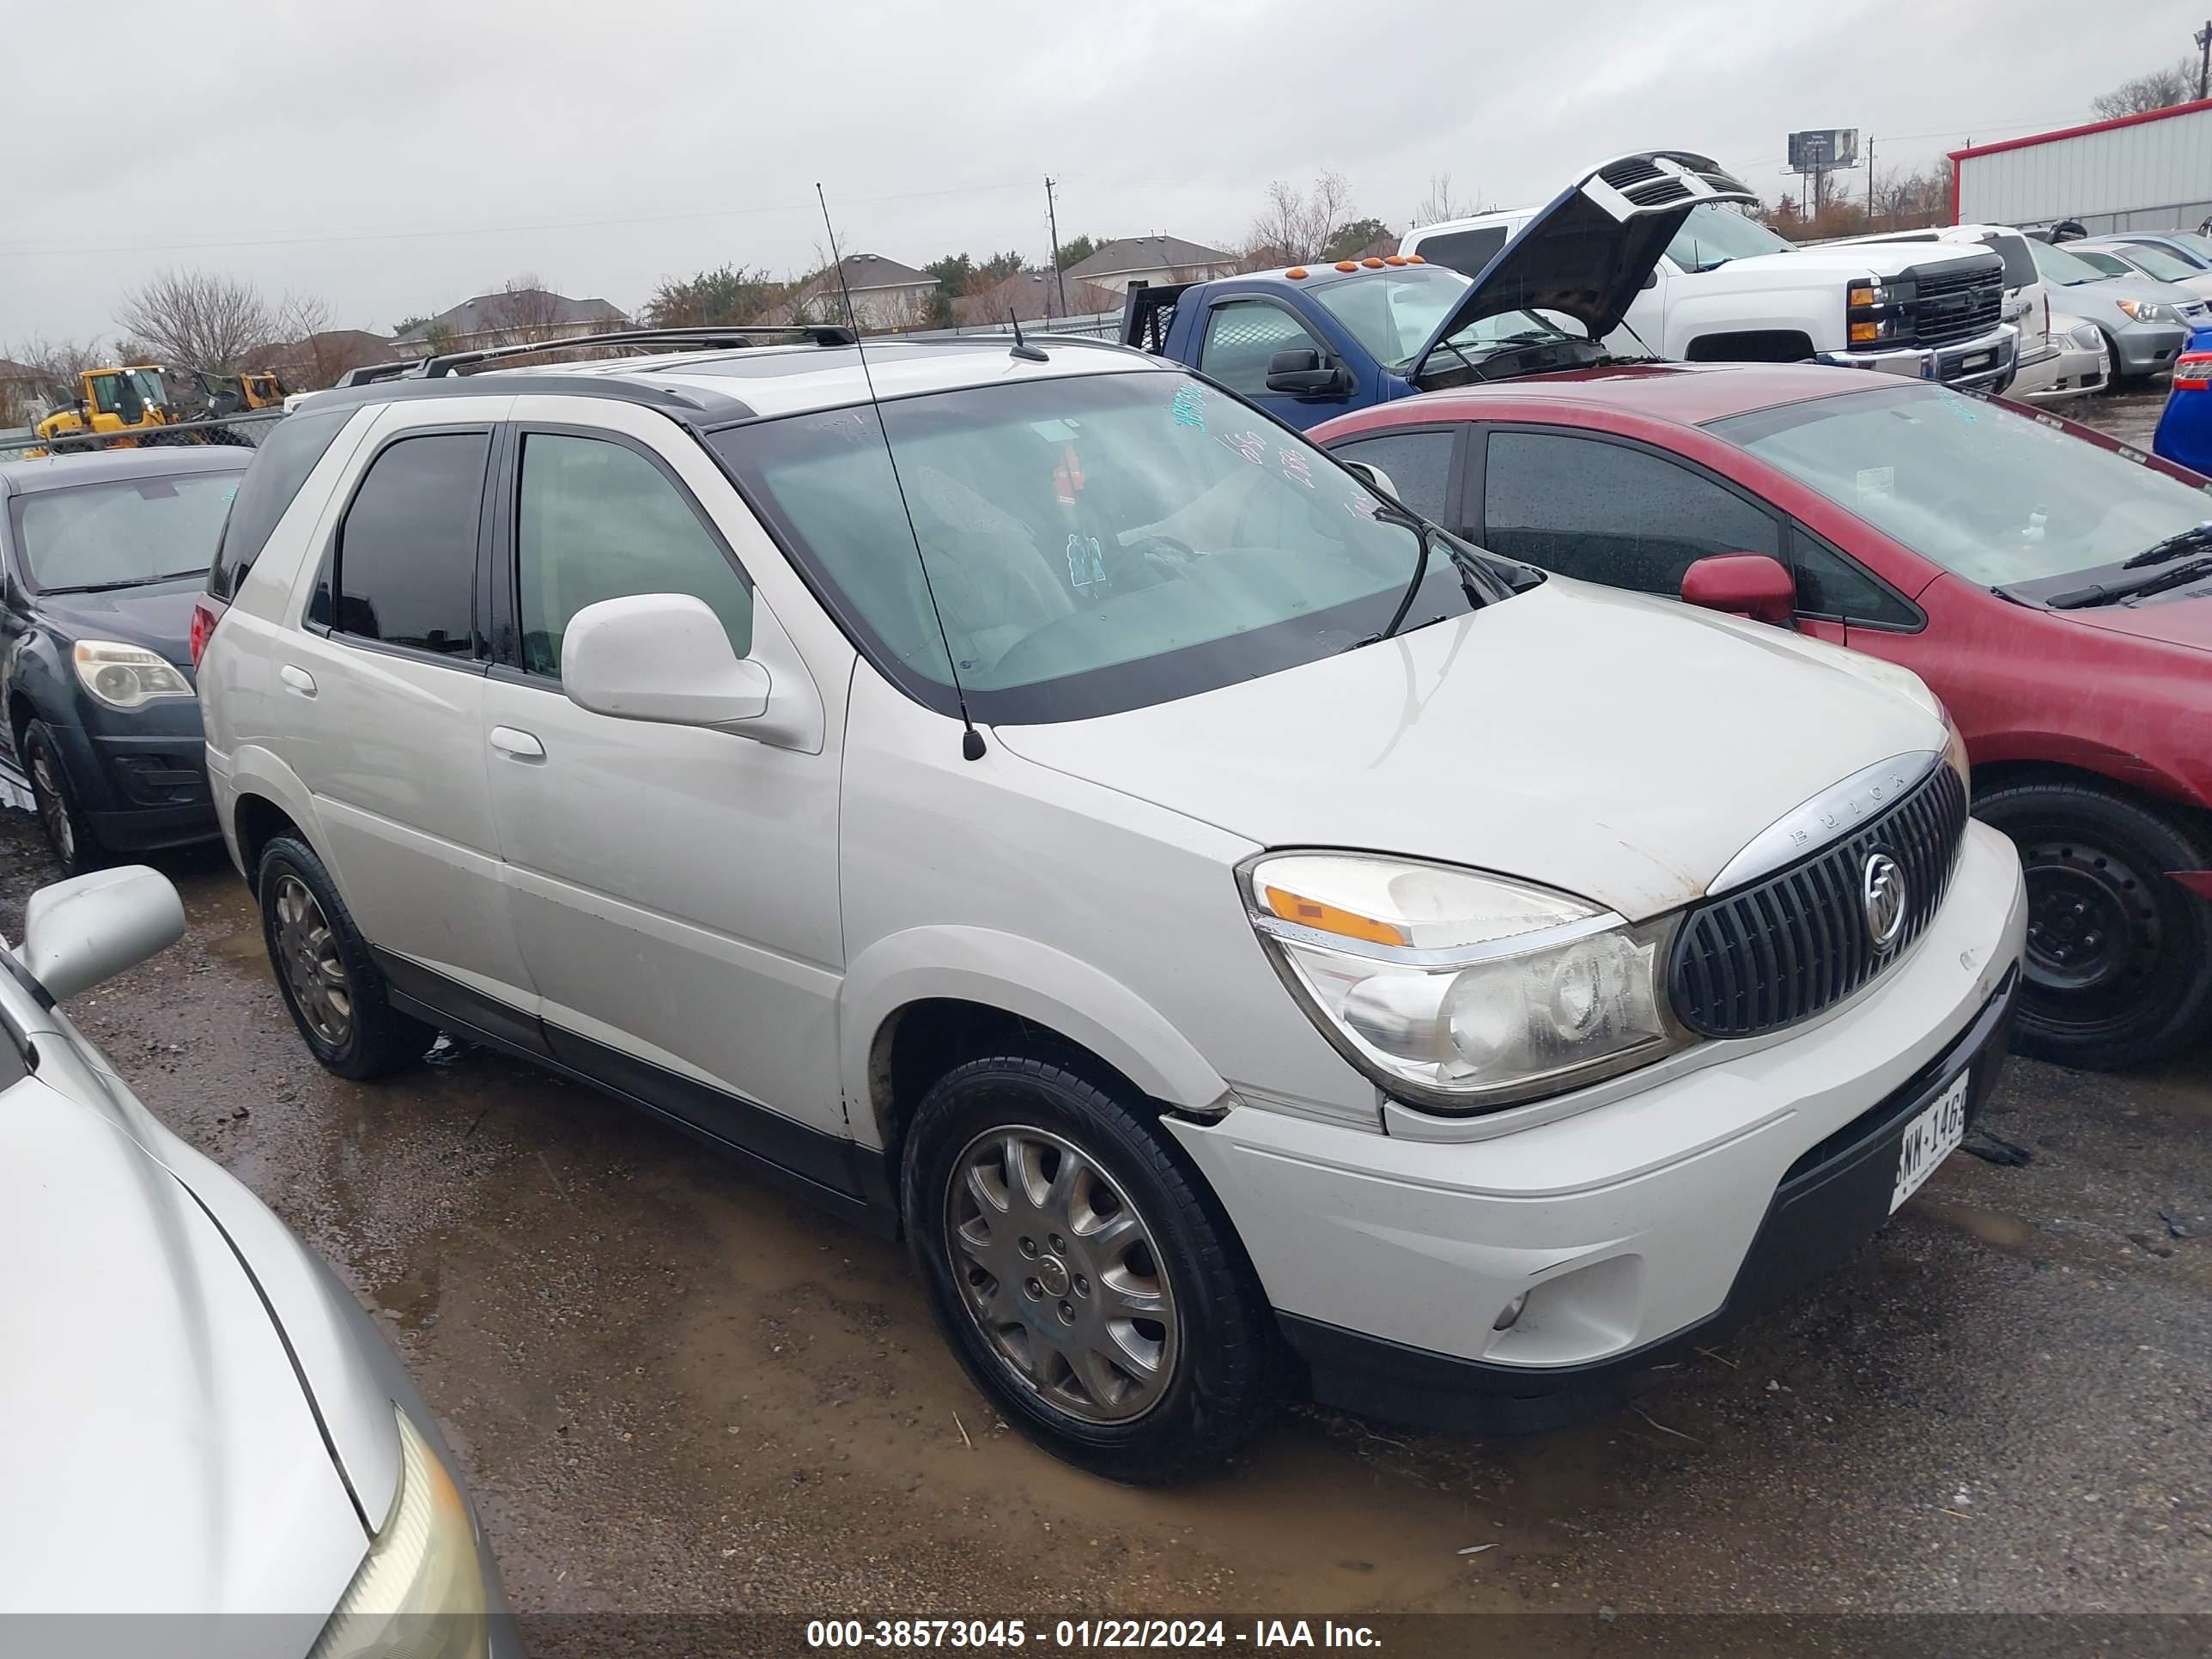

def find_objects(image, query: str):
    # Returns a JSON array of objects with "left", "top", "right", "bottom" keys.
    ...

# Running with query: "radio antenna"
[{"left": 815, "top": 182, "right": 986, "bottom": 762}]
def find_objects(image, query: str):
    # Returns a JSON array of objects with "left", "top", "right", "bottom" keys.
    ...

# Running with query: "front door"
[
  {"left": 477, "top": 410, "right": 848, "bottom": 1181},
  {"left": 1197, "top": 297, "right": 1351, "bottom": 431},
  {"left": 270, "top": 403, "right": 538, "bottom": 1029}
]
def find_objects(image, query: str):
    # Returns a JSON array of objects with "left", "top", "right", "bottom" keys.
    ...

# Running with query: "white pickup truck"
[{"left": 1404, "top": 200, "right": 2018, "bottom": 391}]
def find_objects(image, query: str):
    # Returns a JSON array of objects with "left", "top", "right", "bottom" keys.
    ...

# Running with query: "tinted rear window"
[
  {"left": 1985, "top": 234, "right": 2039, "bottom": 290},
  {"left": 206, "top": 406, "right": 352, "bottom": 600},
  {"left": 1411, "top": 226, "right": 1509, "bottom": 276}
]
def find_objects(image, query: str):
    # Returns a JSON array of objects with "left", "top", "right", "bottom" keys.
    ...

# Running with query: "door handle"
[
  {"left": 489, "top": 726, "right": 545, "bottom": 760},
  {"left": 279, "top": 664, "right": 316, "bottom": 696}
]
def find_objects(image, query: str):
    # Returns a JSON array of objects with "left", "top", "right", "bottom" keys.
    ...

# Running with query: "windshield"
[
  {"left": 8, "top": 471, "right": 244, "bottom": 592},
  {"left": 1307, "top": 265, "right": 1573, "bottom": 367},
  {"left": 1710, "top": 383, "right": 2211, "bottom": 586},
  {"left": 2028, "top": 239, "right": 2112, "bottom": 288},
  {"left": 2144, "top": 233, "right": 2212, "bottom": 266},
  {"left": 1667, "top": 204, "right": 1796, "bottom": 273},
  {"left": 2100, "top": 242, "right": 2197, "bottom": 283},
  {"left": 713, "top": 370, "right": 1479, "bottom": 723}
]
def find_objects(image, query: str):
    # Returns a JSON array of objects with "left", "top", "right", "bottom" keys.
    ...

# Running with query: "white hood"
[
  {"left": 995, "top": 579, "right": 1944, "bottom": 922},
  {"left": 0, "top": 1072, "right": 362, "bottom": 1632}
]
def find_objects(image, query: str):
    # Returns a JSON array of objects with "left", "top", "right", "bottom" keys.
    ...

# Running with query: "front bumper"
[
  {"left": 1819, "top": 322, "right": 2017, "bottom": 390},
  {"left": 2014, "top": 336, "right": 2108, "bottom": 402},
  {"left": 1169, "top": 819, "right": 2027, "bottom": 1430},
  {"left": 2113, "top": 319, "right": 2189, "bottom": 377},
  {"left": 42, "top": 714, "right": 218, "bottom": 853}
]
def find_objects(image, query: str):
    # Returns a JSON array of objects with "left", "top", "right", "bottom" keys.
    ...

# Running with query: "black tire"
[
  {"left": 1977, "top": 780, "right": 2212, "bottom": 1069},
  {"left": 902, "top": 1054, "right": 1280, "bottom": 1484},
  {"left": 256, "top": 833, "right": 432, "bottom": 1080},
  {"left": 23, "top": 720, "right": 101, "bottom": 877}
]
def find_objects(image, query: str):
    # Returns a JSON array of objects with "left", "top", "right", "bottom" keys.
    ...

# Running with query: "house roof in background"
[
  {"left": 951, "top": 269, "right": 1120, "bottom": 325},
  {"left": 395, "top": 290, "right": 629, "bottom": 343},
  {"left": 799, "top": 253, "right": 935, "bottom": 296},
  {"left": 1063, "top": 234, "right": 1233, "bottom": 280}
]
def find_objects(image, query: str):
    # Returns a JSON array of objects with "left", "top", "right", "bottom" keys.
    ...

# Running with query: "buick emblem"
[{"left": 1862, "top": 853, "right": 1907, "bottom": 951}]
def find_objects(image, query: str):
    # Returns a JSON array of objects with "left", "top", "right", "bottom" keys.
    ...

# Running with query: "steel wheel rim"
[
  {"left": 272, "top": 874, "right": 353, "bottom": 1047},
  {"left": 2021, "top": 837, "right": 2161, "bottom": 1021},
  {"left": 945, "top": 1125, "right": 1180, "bottom": 1425},
  {"left": 28, "top": 745, "right": 72, "bottom": 866}
]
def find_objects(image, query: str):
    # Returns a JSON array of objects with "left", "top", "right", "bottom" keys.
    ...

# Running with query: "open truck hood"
[{"left": 1412, "top": 151, "right": 1756, "bottom": 382}]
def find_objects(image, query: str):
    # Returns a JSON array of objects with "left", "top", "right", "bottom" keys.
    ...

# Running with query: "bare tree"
[
  {"left": 2093, "top": 58, "right": 2197, "bottom": 118},
  {"left": 1250, "top": 170, "right": 1356, "bottom": 265},
  {"left": 6, "top": 336, "right": 111, "bottom": 410},
  {"left": 1413, "top": 172, "right": 1476, "bottom": 227},
  {"left": 490, "top": 274, "right": 566, "bottom": 345},
  {"left": 113, "top": 268, "right": 276, "bottom": 371}
]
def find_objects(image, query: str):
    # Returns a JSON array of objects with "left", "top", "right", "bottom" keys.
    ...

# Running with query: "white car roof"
[{"left": 489, "top": 337, "right": 1159, "bottom": 419}]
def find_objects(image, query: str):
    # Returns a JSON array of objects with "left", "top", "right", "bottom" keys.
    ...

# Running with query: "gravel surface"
[{"left": 11, "top": 381, "right": 2206, "bottom": 1651}]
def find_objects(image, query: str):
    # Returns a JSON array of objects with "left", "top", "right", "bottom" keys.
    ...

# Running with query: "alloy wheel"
[
  {"left": 945, "top": 1126, "right": 1180, "bottom": 1424},
  {"left": 28, "top": 744, "right": 73, "bottom": 868},
  {"left": 272, "top": 873, "right": 354, "bottom": 1047}
]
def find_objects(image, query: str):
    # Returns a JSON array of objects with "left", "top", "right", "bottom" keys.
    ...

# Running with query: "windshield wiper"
[
  {"left": 40, "top": 572, "right": 203, "bottom": 594},
  {"left": 2046, "top": 555, "right": 2212, "bottom": 609},
  {"left": 2122, "top": 522, "right": 2212, "bottom": 568},
  {"left": 1358, "top": 504, "right": 1493, "bottom": 646}
]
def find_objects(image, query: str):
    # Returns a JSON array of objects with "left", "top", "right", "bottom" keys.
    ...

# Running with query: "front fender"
[{"left": 840, "top": 926, "right": 1230, "bottom": 1148}]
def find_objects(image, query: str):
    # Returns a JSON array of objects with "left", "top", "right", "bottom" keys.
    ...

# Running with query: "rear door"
[
  {"left": 270, "top": 397, "right": 538, "bottom": 1035},
  {"left": 476, "top": 396, "right": 852, "bottom": 1184}
]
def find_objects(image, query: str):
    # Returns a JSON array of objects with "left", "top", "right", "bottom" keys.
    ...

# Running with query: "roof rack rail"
[{"left": 334, "top": 324, "right": 860, "bottom": 387}]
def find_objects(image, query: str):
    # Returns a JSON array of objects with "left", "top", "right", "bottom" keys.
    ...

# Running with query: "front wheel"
[
  {"left": 902, "top": 1055, "right": 1280, "bottom": 1485},
  {"left": 1977, "top": 780, "right": 2212, "bottom": 1069},
  {"left": 23, "top": 720, "right": 101, "bottom": 876}
]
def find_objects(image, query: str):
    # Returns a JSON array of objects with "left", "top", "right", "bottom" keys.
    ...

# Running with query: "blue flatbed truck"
[{"left": 1119, "top": 151, "right": 1758, "bottom": 430}]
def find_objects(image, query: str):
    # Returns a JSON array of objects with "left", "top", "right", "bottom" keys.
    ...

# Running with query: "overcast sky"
[{"left": 3, "top": 0, "right": 2205, "bottom": 344}]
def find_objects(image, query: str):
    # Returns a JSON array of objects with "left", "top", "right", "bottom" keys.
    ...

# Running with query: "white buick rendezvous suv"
[{"left": 193, "top": 326, "right": 2026, "bottom": 1483}]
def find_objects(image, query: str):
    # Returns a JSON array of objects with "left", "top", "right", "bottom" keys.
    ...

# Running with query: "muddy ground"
[{"left": 15, "top": 384, "right": 2211, "bottom": 1649}]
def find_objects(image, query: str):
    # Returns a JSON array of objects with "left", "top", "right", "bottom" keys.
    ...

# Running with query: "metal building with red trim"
[{"left": 1951, "top": 99, "right": 2212, "bottom": 234}]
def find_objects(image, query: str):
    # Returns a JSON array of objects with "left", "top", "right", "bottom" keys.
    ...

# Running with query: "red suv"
[{"left": 1317, "top": 364, "right": 2212, "bottom": 1070}]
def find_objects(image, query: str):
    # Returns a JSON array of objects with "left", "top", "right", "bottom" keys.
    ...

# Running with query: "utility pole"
[
  {"left": 1866, "top": 135, "right": 1875, "bottom": 230},
  {"left": 2198, "top": 21, "right": 2210, "bottom": 100},
  {"left": 1044, "top": 177, "right": 1068, "bottom": 318}
]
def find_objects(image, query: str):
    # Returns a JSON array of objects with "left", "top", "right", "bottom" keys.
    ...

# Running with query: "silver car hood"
[
  {"left": 996, "top": 578, "right": 1945, "bottom": 923},
  {"left": 0, "top": 1067, "right": 363, "bottom": 1626}
]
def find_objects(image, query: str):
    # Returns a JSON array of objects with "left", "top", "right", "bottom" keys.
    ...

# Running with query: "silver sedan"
[
  {"left": 2027, "top": 235, "right": 2205, "bottom": 380},
  {"left": 0, "top": 866, "right": 516, "bottom": 1658}
]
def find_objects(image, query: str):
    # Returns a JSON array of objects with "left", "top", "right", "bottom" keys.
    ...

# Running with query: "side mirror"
[
  {"left": 1266, "top": 347, "right": 1352, "bottom": 397},
  {"left": 1338, "top": 459, "right": 1401, "bottom": 501},
  {"left": 17, "top": 866, "right": 185, "bottom": 1003},
  {"left": 1680, "top": 554, "right": 1797, "bottom": 628},
  {"left": 561, "top": 592, "right": 771, "bottom": 726}
]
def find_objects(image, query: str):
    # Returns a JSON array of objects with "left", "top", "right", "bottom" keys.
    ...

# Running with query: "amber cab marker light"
[
  {"left": 1361, "top": 257, "right": 1385, "bottom": 268},
  {"left": 1286, "top": 267, "right": 1309, "bottom": 280},
  {"left": 1261, "top": 885, "right": 1411, "bottom": 948},
  {"left": 1383, "top": 254, "right": 1407, "bottom": 266},
  {"left": 1334, "top": 260, "right": 1358, "bottom": 272}
]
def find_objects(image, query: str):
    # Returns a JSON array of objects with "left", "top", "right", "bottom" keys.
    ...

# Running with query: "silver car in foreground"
[{"left": 0, "top": 866, "right": 514, "bottom": 1657}]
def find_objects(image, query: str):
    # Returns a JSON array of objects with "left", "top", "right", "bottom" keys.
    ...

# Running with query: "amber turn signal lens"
[{"left": 1261, "top": 886, "right": 1412, "bottom": 947}]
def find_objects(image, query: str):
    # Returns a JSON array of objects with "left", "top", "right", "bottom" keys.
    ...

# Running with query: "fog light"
[{"left": 1492, "top": 1292, "right": 1528, "bottom": 1331}]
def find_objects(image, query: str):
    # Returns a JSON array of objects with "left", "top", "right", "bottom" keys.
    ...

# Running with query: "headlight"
[
  {"left": 72, "top": 640, "right": 193, "bottom": 708},
  {"left": 308, "top": 1410, "right": 489, "bottom": 1659},
  {"left": 1240, "top": 853, "right": 1687, "bottom": 1115},
  {"left": 2116, "top": 298, "right": 2179, "bottom": 325}
]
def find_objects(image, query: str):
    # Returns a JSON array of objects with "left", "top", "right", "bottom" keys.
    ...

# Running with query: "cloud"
[{"left": 0, "top": 0, "right": 2196, "bottom": 343}]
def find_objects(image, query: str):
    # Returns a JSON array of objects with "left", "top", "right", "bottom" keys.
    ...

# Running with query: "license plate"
[{"left": 1891, "top": 1069, "right": 1969, "bottom": 1213}]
